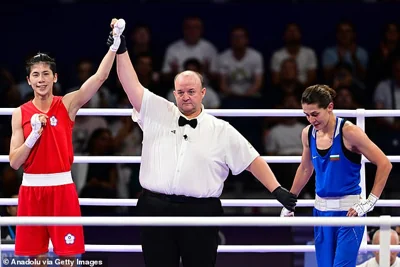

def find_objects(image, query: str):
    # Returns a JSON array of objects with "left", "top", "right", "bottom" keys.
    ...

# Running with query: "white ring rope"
[
  {"left": 0, "top": 215, "right": 397, "bottom": 257},
  {"left": 0, "top": 244, "right": 399, "bottom": 253},
  {"left": 0, "top": 216, "right": 398, "bottom": 226},
  {"left": 0, "top": 198, "right": 399, "bottom": 207},
  {"left": 0, "top": 108, "right": 398, "bottom": 265},
  {"left": 0, "top": 216, "right": 395, "bottom": 256},
  {"left": 0, "top": 155, "right": 400, "bottom": 164},
  {"left": 0, "top": 108, "right": 399, "bottom": 117}
]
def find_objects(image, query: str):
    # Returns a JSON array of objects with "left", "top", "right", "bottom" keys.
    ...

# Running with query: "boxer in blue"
[{"left": 281, "top": 84, "right": 392, "bottom": 267}]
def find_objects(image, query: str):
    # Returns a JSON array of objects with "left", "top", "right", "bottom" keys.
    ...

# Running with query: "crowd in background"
[{"left": 0, "top": 12, "right": 399, "bottom": 218}]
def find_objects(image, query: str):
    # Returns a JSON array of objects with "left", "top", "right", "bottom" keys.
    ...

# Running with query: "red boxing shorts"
[{"left": 15, "top": 172, "right": 85, "bottom": 256}]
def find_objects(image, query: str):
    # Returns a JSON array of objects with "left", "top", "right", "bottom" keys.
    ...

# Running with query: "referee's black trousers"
[{"left": 137, "top": 189, "right": 223, "bottom": 267}]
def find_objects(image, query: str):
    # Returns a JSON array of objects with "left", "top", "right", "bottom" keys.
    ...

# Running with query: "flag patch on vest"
[{"left": 330, "top": 155, "right": 340, "bottom": 161}]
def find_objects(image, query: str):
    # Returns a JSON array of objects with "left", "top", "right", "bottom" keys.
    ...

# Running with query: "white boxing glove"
[
  {"left": 351, "top": 193, "right": 378, "bottom": 217},
  {"left": 280, "top": 207, "right": 294, "bottom": 217},
  {"left": 109, "top": 19, "right": 125, "bottom": 52},
  {"left": 113, "top": 19, "right": 125, "bottom": 37},
  {"left": 25, "top": 114, "right": 42, "bottom": 149}
]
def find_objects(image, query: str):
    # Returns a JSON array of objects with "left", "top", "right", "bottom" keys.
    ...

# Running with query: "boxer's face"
[
  {"left": 174, "top": 74, "right": 205, "bottom": 117},
  {"left": 302, "top": 102, "right": 333, "bottom": 131},
  {"left": 27, "top": 63, "right": 58, "bottom": 97}
]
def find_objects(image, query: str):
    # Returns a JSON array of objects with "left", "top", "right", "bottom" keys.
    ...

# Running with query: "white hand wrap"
[
  {"left": 280, "top": 207, "right": 294, "bottom": 217},
  {"left": 352, "top": 193, "right": 378, "bottom": 217},
  {"left": 109, "top": 37, "right": 121, "bottom": 52},
  {"left": 25, "top": 114, "right": 42, "bottom": 149},
  {"left": 110, "top": 19, "right": 125, "bottom": 52}
]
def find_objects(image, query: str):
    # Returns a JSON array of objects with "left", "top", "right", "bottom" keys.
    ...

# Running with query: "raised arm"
[
  {"left": 115, "top": 50, "right": 145, "bottom": 112},
  {"left": 9, "top": 108, "right": 46, "bottom": 170},
  {"left": 63, "top": 19, "right": 126, "bottom": 120},
  {"left": 103, "top": 18, "right": 143, "bottom": 112}
]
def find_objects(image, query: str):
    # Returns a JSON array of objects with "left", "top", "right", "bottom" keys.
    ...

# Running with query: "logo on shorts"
[
  {"left": 50, "top": 116, "right": 57, "bottom": 126},
  {"left": 65, "top": 233, "right": 75, "bottom": 245}
]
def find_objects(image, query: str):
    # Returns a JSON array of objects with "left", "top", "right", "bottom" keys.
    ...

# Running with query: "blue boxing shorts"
[{"left": 313, "top": 209, "right": 365, "bottom": 267}]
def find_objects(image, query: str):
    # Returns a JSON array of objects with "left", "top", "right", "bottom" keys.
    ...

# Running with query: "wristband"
[
  {"left": 25, "top": 131, "right": 40, "bottom": 149},
  {"left": 110, "top": 36, "right": 121, "bottom": 52}
]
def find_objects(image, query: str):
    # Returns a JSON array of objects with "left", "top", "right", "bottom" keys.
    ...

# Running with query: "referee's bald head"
[{"left": 174, "top": 70, "right": 204, "bottom": 89}]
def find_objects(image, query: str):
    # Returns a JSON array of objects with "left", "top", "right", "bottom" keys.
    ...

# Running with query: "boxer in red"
[{"left": 8, "top": 19, "right": 126, "bottom": 266}]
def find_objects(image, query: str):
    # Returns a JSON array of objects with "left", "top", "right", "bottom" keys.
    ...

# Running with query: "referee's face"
[{"left": 174, "top": 73, "right": 205, "bottom": 118}]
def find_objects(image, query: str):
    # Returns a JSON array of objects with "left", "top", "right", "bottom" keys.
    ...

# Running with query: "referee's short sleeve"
[
  {"left": 224, "top": 123, "right": 260, "bottom": 175},
  {"left": 131, "top": 89, "right": 175, "bottom": 130}
]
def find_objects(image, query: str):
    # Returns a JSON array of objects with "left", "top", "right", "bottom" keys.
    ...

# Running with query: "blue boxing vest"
[{"left": 309, "top": 117, "right": 362, "bottom": 197}]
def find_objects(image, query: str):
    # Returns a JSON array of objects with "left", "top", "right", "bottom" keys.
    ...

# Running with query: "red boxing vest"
[{"left": 20, "top": 96, "right": 74, "bottom": 174}]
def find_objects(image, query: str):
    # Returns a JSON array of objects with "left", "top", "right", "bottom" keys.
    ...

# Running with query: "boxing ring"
[{"left": 0, "top": 108, "right": 399, "bottom": 267}]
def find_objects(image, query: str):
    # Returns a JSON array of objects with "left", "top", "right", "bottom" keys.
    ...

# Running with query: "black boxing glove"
[
  {"left": 106, "top": 31, "right": 127, "bottom": 54},
  {"left": 272, "top": 186, "right": 297, "bottom": 212}
]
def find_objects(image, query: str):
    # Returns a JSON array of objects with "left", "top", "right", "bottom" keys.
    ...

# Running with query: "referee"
[{"left": 108, "top": 23, "right": 297, "bottom": 267}]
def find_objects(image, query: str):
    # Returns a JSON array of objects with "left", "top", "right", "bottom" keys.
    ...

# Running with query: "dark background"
[{"left": 1, "top": 1, "right": 399, "bottom": 266}]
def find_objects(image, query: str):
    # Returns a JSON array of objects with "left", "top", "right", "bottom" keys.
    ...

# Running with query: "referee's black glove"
[
  {"left": 106, "top": 31, "right": 127, "bottom": 54},
  {"left": 272, "top": 186, "right": 297, "bottom": 212}
]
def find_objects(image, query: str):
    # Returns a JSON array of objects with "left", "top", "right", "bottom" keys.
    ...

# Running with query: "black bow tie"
[{"left": 178, "top": 116, "right": 197, "bottom": 129}]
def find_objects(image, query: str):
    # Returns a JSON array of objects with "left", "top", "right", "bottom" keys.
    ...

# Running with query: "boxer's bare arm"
[
  {"left": 62, "top": 49, "right": 116, "bottom": 121},
  {"left": 63, "top": 18, "right": 125, "bottom": 121},
  {"left": 9, "top": 108, "right": 33, "bottom": 170}
]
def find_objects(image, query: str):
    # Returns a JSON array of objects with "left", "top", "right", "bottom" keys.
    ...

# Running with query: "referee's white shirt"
[{"left": 131, "top": 89, "right": 259, "bottom": 198}]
